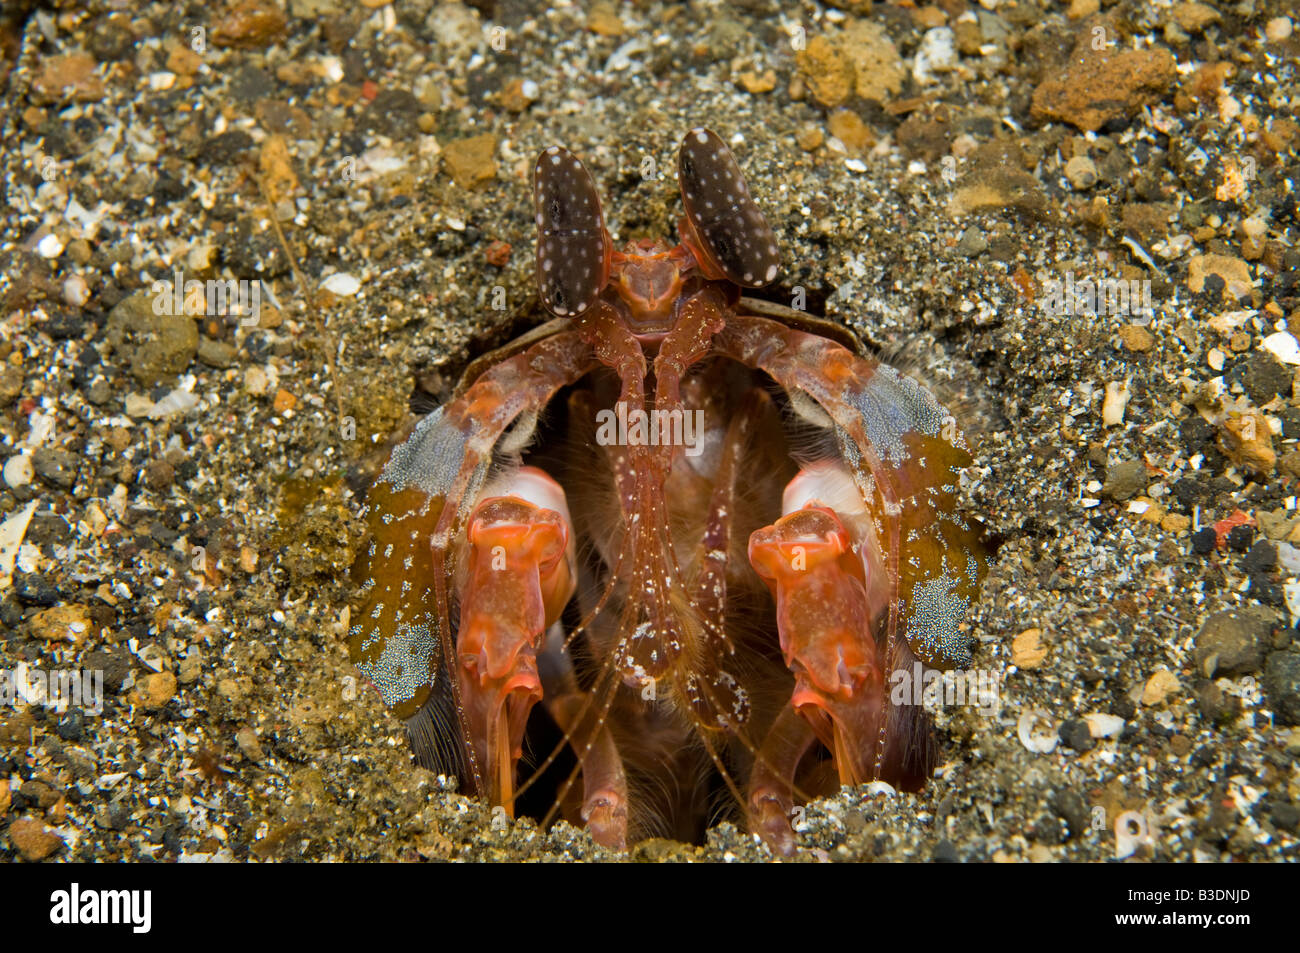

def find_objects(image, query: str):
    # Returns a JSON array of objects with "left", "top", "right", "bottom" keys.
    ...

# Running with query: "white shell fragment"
[
  {"left": 63, "top": 275, "right": 90, "bottom": 307},
  {"left": 1114, "top": 810, "right": 1154, "bottom": 860},
  {"left": 1017, "top": 708, "right": 1059, "bottom": 753},
  {"left": 1084, "top": 713, "right": 1125, "bottom": 738},
  {"left": 1101, "top": 381, "right": 1130, "bottom": 426},
  {"left": 321, "top": 272, "right": 361, "bottom": 296},
  {"left": 1262, "top": 331, "right": 1300, "bottom": 365},
  {"left": 125, "top": 387, "right": 200, "bottom": 419},
  {"left": 913, "top": 27, "right": 957, "bottom": 85},
  {"left": 1285, "top": 581, "right": 1300, "bottom": 628},
  {"left": 36, "top": 233, "right": 64, "bottom": 258},
  {"left": 2, "top": 454, "right": 34, "bottom": 488},
  {"left": 0, "top": 500, "right": 38, "bottom": 590},
  {"left": 1277, "top": 541, "right": 1300, "bottom": 576}
]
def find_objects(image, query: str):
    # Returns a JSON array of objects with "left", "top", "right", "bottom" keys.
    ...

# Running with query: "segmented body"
[{"left": 349, "top": 128, "right": 989, "bottom": 850}]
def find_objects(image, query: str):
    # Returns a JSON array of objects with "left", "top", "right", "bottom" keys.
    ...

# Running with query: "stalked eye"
[
  {"left": 533, "top": 145, "right": 611, "bottom": 317},
  {"left": 677, "top": 128, "right": 780, "bottom": 288}
]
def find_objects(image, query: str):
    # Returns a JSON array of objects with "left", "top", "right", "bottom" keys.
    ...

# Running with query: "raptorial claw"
[
  {"left": 749, "top": 463, "right": 890, "bottom": 789},
  {"left": 456, "top": 467, "right": 576, "bottom": 811}
]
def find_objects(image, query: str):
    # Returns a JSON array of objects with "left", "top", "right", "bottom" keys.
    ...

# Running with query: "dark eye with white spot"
[
  {"left": 534, "top": 146, "right": 609, "bottom": 317},
  {"left": 677, "top": 128, "right": 780, "bottom": 288}
]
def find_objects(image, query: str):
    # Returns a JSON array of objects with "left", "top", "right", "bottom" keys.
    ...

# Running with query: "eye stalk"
[
  {"left": 532, "top": 130, "right": 779, "bottom": 329},
  {"left": 676, "top": 128, "right": 781, "bottom": 288},
  {"left": 533, "top": 146, "right": 612, "bottom": 317}
]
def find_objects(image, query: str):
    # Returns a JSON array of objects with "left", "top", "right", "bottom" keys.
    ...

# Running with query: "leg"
[
  {"left": 748, "top": 703, "right": 818, "bottom": 856},
  {"left": 350, "top": 330, "right": 595, "bottom": 798},
  {"left": 716, "top": 314, "right": 989, "bottom": 785}
]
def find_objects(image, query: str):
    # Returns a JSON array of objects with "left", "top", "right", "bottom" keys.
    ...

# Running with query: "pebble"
[
  {"left": 212, "top": 1, "right": 288, "bottom": 49},
  {"left": 1011, "top": 628, "right": 1048, "bottom": 668},
  {"left": 82, "top": 649, "right": 130, "bottom": 694},
  {"left": 498, "top": 78, "right": 535, "bottom": 112},
  {"left": 909, "top": 6, "right": 947, "bottom": 28},
  {"left": 739, "top": 70, "right": 776, "bottom": 94},
  {"left": 796, "top": 124, "right": 824, "bottom": 152},
  {"left": 2, "top": 453, "right": 33, "bottom": 488},
  {"left": 30, "top": 604, "right": 92, "bottom": 644},
  {"left": 1191, "top": 526, "right": 1218, "bottom": 554},
  {"left": 244, "top": 366, "right": 270, "bottom": 395},
  {"left": 913, "top": 28, "right": 957, "bottom": 86},
  {"left": 198, "top": 337, "right": 238, "bottom": 368},
  {"left": 1262, "top": 331, "right": 1300, "bottom": 366},
  {"left": 842, "top": 20, "right": 906, "bottom": 103},
  {"left": 1084, "top": 713, "right": 1125, "bottom": 738},
  {"left": 320, "top": 273, "right": 360, "bottom": 296},
  {"left": 586, "top": 3, "right": 625, "bottom": 37},
  {"left": 1101, "top": 380, "right": 1130, "bottom": 426},
  {"left": 1064, "top": 155, "right": 1098, "bottom": 190},
  {"left": 32, "top": 448, "right": 78, "bottom": 489},
  {"left": 1171, "top": 2, "right": 1220, "bottom": 32},
  {"left": 1031, "top": 41, "right": 1176, "bottom": 132},
  {"left": 105, "top": 292, "right": 199, "bottom": 386},
  {"left": 84, "top": 501, "right": 108, "bottom": 537},
  {"left": 1059, "top": 719, "right": 1095, "bottom": 752},
  {"left": 955, "top": 227, "right": 988, "bottom": 257},
  {"left": 273, "top": 389, "right": 298, "bottom": 414},
  {"left": 236, "top": 727, "right": 265, "bottom": 762},
  {"left": 796, "top": 37, "right": 853, "bottom": 108},
  {"left": 32, "top": 53, "right": 104, "bottom": 104},
  {"left": 442, "top": 135, "right": 498, "bottom": 190},
  {"left": 1118, "top": 324, "right": 1154, "bottom": 352},
  {"left": 144, "top": 459, "right": 174, "bottom": 489},
  {"left": 1233, "top": 351, "right": 1291, "bottom": 403},
  {"left": 426, "top": 3, "right": 484, "bottom": 58},
  {"left": 9, "top": 817, "right": 64, "bottom": 861},
  {"left": 1188, "top": 254, "right": 1253, "bottom": 300},
  {"left": 1102, "top": 459, "right": 1146, "bottom": 501},
  {"left": 1141, "top": 669, "right": 1180, "bottom": 706},
  {"left": 1194, "top": 608, "right": 1271, "bottom": 677},
  {"left": 0, "top": 366, "right": 21, "bottom": 402},
  {"left": 1218, "top": 411, "right": 1275, "bottom": 476},
  {"left": 36, "top": 233, "right": 64, "bottom": 259},
  {"left": 827, "top": 110, "right": 873, "bottom": 156},
  {"left": 1263, "top": 649, "right": 1300, "bottom": 725},
  {"left": 131, "top": 671, "right": 177, "bottom": 710},
  {"left": 20, "top": 780, "right": 60, "bottom": 810},
  {"left": 1265, "top": 17, "right": 1293, "bottom": 43},
  {"left": 62, "top": 275, "right": 89, "bottom": 308}
]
